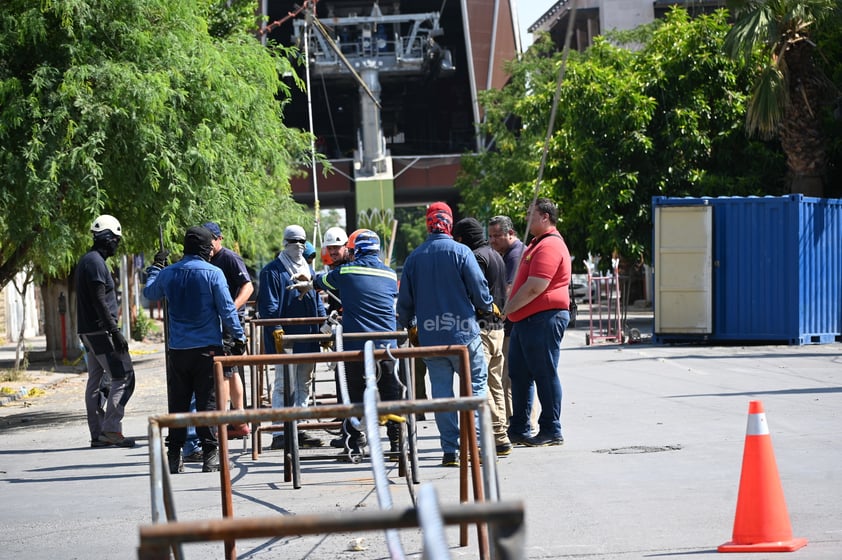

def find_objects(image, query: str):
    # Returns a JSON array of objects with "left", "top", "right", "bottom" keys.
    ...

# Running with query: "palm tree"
[{"left": 724, "top": 0, "right": 836, "bottom": 196}]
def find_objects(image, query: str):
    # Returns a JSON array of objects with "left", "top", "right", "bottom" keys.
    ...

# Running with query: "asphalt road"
[{"left": 1, "top": 315, "right": 840, "bottom": 559}]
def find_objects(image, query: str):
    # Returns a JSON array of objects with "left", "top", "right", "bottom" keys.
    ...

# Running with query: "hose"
[{"left": 364, "top": 341, "right": 406, "bottom": 559}]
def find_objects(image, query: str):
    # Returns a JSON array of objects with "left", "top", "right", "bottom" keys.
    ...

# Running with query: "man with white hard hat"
[
  {"left": 76, "top": 214, "right": 137, "bottom": 449},
  {"left": 323, "top": 226, "right": 350, "bottom": 267}
]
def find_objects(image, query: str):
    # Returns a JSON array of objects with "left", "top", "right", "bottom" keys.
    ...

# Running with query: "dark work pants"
[
  {"left": 167, "top": 346, "right": 222, "bottom": 450},
  {"left": 344, "top": 358, "right": 402, "bottom": 443}
]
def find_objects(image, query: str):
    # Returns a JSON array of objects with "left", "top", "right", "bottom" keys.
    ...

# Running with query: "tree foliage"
[
  {"left": 724, "top": 0, "right": 837, "bottom": 194},
  {"left": 0, "top": 0, "right": 312, "bottom": 287},
  {"left": 457, "top": 8, "right": 786, "bottom": 267},
  {"left": 811, "top": 3, "right": 842, "bottom": 197}
]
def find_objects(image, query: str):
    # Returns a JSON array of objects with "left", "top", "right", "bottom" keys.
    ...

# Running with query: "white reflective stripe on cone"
[{"left": 746, "top": 412, "right": 769, "bottom": 436}]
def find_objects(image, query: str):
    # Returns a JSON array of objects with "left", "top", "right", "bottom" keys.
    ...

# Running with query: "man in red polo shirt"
[{"left": 503, "top": 197, "right": 571, "bottom": 447}]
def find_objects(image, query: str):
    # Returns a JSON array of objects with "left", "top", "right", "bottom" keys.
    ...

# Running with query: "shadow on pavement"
[{"left": 0, "top": 409, "right": 88, "bottom": 432}]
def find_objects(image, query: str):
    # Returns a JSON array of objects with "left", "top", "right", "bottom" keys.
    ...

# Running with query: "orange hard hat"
[
  {"left": 320, "top": 245, "right": 335, "bottom": 267},
  {"left": 346, "top": 229, "right": 365, "bottom": 251}
]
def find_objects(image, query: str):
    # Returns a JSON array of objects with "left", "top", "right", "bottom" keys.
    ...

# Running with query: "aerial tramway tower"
[{"left": 265, "top": 0, "right": 519, "bottom": 238}]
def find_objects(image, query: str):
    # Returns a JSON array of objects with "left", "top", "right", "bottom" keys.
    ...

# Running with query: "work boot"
[
  {"left": 98, "top": 431, "right": 136, "bottom": 448},
  {"left": 387, "top": 421, "right": 401, "bottom": 452},
  {"left": 386, "top": 420, "right": 401, "bottom": 461},
  {"left": 167, "top": 445, "right": 184, "bottom": 474},
  {"left": 298, "top": 431, "right": 324, "bottom": 448},
  {"left": 202, "top": 444, "right": 220, "bottom": 473}
]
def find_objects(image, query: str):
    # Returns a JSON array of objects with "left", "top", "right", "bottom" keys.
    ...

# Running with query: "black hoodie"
[{"left": 453, "top": 218, "right": 507, "bottom": 329}]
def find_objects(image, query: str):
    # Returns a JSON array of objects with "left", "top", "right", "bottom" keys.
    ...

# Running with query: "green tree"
[
  {"left": 0, "top": 0, "right": 312, "bottom": 288},
  {"left": 724, "top": 0, "right": 837, "bottom": 195},
  {"left": 457, "top": 9, "right": 785, "bottom": 265},
  {"left": 812, "top": 5, "right": 842, "bottom": 197}
]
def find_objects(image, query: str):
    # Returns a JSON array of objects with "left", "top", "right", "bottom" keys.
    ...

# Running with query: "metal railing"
[{"left": 142, "top": 345, "right": 503, "bottom": 560}]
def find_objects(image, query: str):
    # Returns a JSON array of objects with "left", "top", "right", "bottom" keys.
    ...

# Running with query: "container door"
[{"left": 654, "top": 205, "right": 713, "bottom": 334}]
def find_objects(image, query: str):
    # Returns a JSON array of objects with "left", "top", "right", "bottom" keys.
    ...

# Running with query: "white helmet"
[
  {"left": 323, "top": 226, "right": 348, "bottom": 247},
  {"left": 90, "top": 214, "right": 122, "bottom": 237}
]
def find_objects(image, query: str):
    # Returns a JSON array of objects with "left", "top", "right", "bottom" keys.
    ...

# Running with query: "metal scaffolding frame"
[{"left": 142, "top": 345, "right": 511, "bottom": 560}]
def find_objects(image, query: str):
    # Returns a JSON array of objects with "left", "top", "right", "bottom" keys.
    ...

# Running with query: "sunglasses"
[{"left": 286, "top": 238, "right": 306, "bottom": 245}]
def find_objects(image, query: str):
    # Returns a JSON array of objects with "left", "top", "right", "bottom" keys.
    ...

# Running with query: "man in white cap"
[
  {"left": 322, "top": 226, "right": 350, "bottom": 268},
  {"left": 257, "top": 225, "right": 326, "bottom": 449}
]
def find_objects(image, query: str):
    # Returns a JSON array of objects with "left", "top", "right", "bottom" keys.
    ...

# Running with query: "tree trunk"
[
  {"left": 11, "top": 270, "right": 33, "bottom": 370},
  {"left": 788, "top": 174, "right": 824, "bottom": 197},
  {"left": 779, "top": 42, "right": 828, "bottom": 197}
]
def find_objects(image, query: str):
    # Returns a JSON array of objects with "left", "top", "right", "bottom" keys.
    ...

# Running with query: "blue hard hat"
[{"left": 352, "top": 229, "right": 380, "bottom": 257}]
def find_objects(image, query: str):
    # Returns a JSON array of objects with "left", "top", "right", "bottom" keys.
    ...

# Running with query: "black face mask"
[
  {"left": 183, "top": 226, "right": 214, "bottom": 262},
  {"left": 93, "top": 232, "right": 120, "bottom": 258}
]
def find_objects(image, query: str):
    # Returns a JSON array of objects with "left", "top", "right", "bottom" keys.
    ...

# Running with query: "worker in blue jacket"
[
  {"left": 257, "top": 225, "right": 326, "bottom": 449},
  {"left": 396, "top": 202, "right": 493, "bottom": 467},
  {"left": 143, "top": 225, "right": 246, "bottom": 475},
  {"left": 309, "top": 229, "right": 402, "bottom": 459}
]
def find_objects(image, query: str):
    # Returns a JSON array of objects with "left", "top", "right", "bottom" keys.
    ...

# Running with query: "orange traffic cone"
[{"left": 718, "top": 400, "right": 807, "bottom": 553}]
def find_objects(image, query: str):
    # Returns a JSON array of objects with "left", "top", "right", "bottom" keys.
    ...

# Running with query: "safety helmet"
[
  {"left": 323, "top": 226, "right": 348, "bottom": 247},
  {"left": 346, "top": 229, "right": 362, "bottom": 251},
  {"left": 90, "top": 214, "right": 122, "bottom": 237},
  {"left": 320, "top": 246, "right": 335, "bottom": 267},
  {"left": 350, "top": 229, "right": 379, "bottom": 257}
]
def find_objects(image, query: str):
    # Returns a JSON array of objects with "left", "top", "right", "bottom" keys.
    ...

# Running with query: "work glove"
[
  {"left": 319, "top": 311, "right": 339, "bottom": 350},
  {"left": 231, "top": 338, "right": 247, "bottom": 355},
  {"left": 272, "top": 328, "right": 285, "bottom": 353},
  {"left": 492, "top": 303, "right": 503, "bottom": 319},
  {"left": 477, "top": 303, "right": 503, "bottom": 321},
  {"left": 407, "top": 325, "right": 419, "bottom": 347},
  {"left": 287, "top": 274, "right": 313, "bottom": 298},
  {"left": 109, "top": 328, "right": 129, "bottom": 353},
  {"left": 326, "top": 309, "right": 340, "bottom": 326},
  {"left": 152, "top": 249, "right": 170, "bottom": 270}
]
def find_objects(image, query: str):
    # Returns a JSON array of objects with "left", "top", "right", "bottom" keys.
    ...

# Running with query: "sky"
[{"left": 516, "top": 0, "right": 558, "bottom": 49}]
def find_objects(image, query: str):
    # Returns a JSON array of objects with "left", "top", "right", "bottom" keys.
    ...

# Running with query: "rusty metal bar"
[
  {"left": 137, "top": 500, "right": 526, "bottom": 559},
  {"left": 276, "top": 330, "right": 408, "bottom": 346},
  {"left": 150, "top": 344, "right": 489, "bottom": 560},
  {"left": 213, "top": 345, "right": 472, "bottom": 366},
  {"left": 151, "top": 397, "right": 484, "bottom": 428},
  {"left": 149, "top": 396, "right": 486, "bottom": 560},
  {"left": 455, "top": 344, "right": 488, "bottom": 556},
  {"left": 248, "top": 316, "right": 329, "bottom": 327},
  {"left": 218, "top": 343, "right": 486, "bottom": 556}
]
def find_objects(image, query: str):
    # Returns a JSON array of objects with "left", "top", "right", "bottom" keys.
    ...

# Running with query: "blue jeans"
[
  {"left": 508, "top": 309, "right": 569, "bottom": 439},
  {"left": 183, "top": 394, "right": 200, "bottom": 457},
  {"left": 423, "top": 335, "right": 487, "bottom": 454}
]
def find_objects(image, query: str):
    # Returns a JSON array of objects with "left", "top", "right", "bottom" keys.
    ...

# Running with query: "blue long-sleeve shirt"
[
  {"left": 143, "top": 255, "right": 244, "bottom": 350},
  {"left": 257, "top": 256, "right": 325, "bottom": 354},
  {"left": 313, "top": 253, "right": 398, "bottom": 351},
  {"left": 397, "top": 233, "right": 492, "bottom": 346}
]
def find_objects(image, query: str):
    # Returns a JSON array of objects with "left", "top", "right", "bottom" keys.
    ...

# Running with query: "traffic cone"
[{"left": 718, "top": 400, "right": 807, "bottom": 553}]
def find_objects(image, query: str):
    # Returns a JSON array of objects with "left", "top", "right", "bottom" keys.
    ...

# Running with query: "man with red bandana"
[
  {"left": 503, "top": 197, "right": 571, "bottom": 447},
  {"left": 397, "top": 202, "right": 493, "bottom": 467}
]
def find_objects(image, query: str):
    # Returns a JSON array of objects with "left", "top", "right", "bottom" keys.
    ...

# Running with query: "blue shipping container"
[{"left": 653, "top": 195, "right": 842, "bottom": 345}]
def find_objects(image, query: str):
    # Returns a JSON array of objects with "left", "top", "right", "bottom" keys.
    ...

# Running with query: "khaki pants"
[
  {"left": 481, "top": 327, "right": 509, "bottom": 445},
  {"left": 503, "top": 334, "right": 539, "bottom": 433}
]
